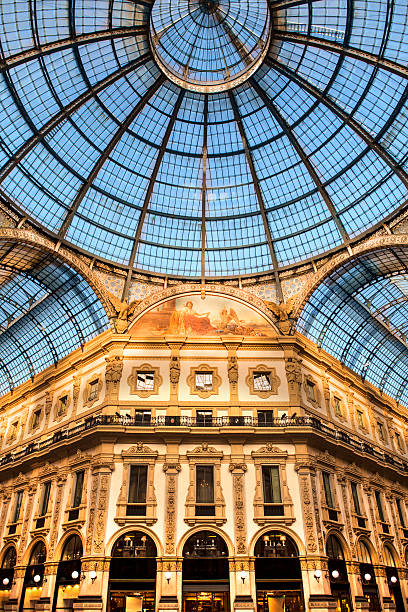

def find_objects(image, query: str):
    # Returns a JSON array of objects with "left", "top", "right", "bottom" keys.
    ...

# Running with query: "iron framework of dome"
[{"left": 0, "top": 0, "right": 407, "bottom": 281}]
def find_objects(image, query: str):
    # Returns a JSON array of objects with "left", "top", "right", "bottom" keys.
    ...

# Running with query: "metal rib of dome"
[{"left": 0, "top": 0, "right": 407, "bottom": 279}]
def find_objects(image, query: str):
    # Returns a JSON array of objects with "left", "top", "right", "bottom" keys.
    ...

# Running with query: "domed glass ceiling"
[{"left": 0, "top": 0, "right": 407, "bottom": 278}]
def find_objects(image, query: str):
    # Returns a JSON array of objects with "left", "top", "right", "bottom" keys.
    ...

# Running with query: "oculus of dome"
[{"left": 149, "top": 0, "right": 272, "bottom": 93}]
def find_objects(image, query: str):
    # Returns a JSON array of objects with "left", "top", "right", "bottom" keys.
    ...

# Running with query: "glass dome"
[{"left": 0, "top": 0, "right": 407, "bottom": 279}]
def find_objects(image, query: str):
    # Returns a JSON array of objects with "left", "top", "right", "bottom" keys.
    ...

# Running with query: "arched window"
[
  {"left": 29, "top": 542, "right": 46, "bottom": 566},
  {"left": 357, "top": 540, "right": 372, "bottom": 564},
  {"left": 254, "top": 531, "right": 298, "bottom": 558},
  {"left": 383, "top": 545, "right": 396, "bottom": 568},
  {"left": 326, "top": 535, "right": 344, "bottom": 560},
  {"left": 1, "top": 547, "right": 16, "bottom": 569},
  {"left": 112, "top": 532, "right": 157, "bottom": 558},
  {"left": 61, "top": 535, "right": 83, "bottom": 561},
  {"left": 183, "top": 531, "right": 228, "bottom": 557}
]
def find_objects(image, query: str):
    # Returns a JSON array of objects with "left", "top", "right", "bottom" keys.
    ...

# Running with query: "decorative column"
[
  {"left": 76, "top": 460, "right": 113, "bottom": 611},
  {"left": 229, "top": 456, "right": 254, "bottom": 612},
  {"left": 160, "top": 461, "right": 182, "bottom": 612},
  {"left": 295, "top": 457, "right": 334, "bottom": 611}
]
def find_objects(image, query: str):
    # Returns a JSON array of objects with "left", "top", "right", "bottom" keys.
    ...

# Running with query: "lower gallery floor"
[{"left": 0, "top": 530, "right": 406, "bottom": 612}]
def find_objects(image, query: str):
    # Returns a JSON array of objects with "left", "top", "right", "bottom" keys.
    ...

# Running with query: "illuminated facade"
[{"left": 0, "top": 1, "right": 407, "bottom": 611}]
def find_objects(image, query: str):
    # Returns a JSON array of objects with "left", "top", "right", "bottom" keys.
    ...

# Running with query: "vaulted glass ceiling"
[
  {"left": 297, "top": 248, "right": 408, "bottom": 407},
  {"left": 0, "top": 0, "right": 407, "bottom": 278},
  {"left": 0, "top": 241, "right": 109, "bottom": 395}
]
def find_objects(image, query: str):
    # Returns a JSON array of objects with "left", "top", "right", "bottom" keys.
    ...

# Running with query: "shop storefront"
[
  {"left": 357, "top": 540, "right": 380, "bottom": 612},
  {"left": 108, "top": 531, "right": 156, "bottom": 612},
  {"left": 326, "top": 535, "right": 352, "bottom": 612},
  {"left": 0, "top": 547, "right": 15, "bottom": 610},
  {"left": 383, "top": 545, "right": 404, "bottom": 612},
  {"left": 182, "top": 531, "right": 229, "bottom": 612},
  {"left": 19, "top": 541, "right": 46, "bottom": 612},
  {"left": 254, "top": 531, "right": 304, "bottom": 612},
  {"left": 52, "top": 535, "right": 82, "bottom": 612}
]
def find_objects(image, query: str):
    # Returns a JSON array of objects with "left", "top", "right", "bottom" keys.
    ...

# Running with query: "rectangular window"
[
  {"left": 395, "top": 432, "right": 403, "bottom": 451},
  {"left": 39, "top": 482, "right": 51, "bottom": 517},
  {"left": 396, "top": 498, "right": 406, "bottom": 528},
  {"left": 136, "top": 372, "right": 155, "bottom": 391},
  {"left": 36, "top": 481, "right": 51, "bottom": 529},
  {"left": 32, "top": 409, "right": 41, "bottom": 430},
  {"left": 127, "top": 465, "right": 148, "bottom": 516},
  {"left": 356, "top": 410, "right": 364, "bottom": 428},
  {"left": 306, "top": 380, "right": 316, "bottom": 401},
  {"left": 72, "top": 470, "right": 84, "bottom": 508},
  {"left": 57, "top": 395, "right": 68, "bottom": 416},
  {"left": 333, "top": 397, "right": 342, "bottom": 416},
  {"left": 377, "top": 422, "right": 385, "bottom": 440},
  {"left": 375, "top": 490, "right": 385, "bottom": 522},
  {"left": 195, "top": 372, "right": 213, "bottom": 391},
  {"left": 9, "top": 490, "right": 23, "bottom": 534},
  {"left": 12, "top": 491, "right": 23, "bottom": 523},
  {"left": 262, "top": 466, "right": 283, "bottom": 516},
  {"left": 195, "top": 465, "right": 215, "bottom": 516},
  {"left": 351, "top": 482, "right": 362, "bottom": 515},
  {"left": 88, "top": 379, "right": 99, "bottom": 401},
  {"left": 134, "top": 410, "right": 151, "bottom": 423},
  {"left": 196, "top": 410, "right": 212, "bottom": 426},
  {"left": 322, "top": 472, "right": 334, "bottom": 508},
  {"left": 257, "top": 410, "right": 274, "bottom": 426},
  {"left": 254, "top": 372, "right": 272, "bottom": 391}
]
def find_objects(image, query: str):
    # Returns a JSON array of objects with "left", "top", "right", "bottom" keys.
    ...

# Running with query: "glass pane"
[
  {"left": 262, "top": 466, "right": 282, "bottom": 504},
  {"left": 128, "top": 466, "right": 148, "bottom": 503},
  {"left": 196, "top": 466, "right": 214, "bottom": 503}
]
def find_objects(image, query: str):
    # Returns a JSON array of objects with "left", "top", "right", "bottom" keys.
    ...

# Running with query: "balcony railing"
[{"left": 1, "top": 414, "right": 408, "bottom": 473}]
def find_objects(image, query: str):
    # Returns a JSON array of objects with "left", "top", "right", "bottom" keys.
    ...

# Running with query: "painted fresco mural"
[{"left": 130, "top": 295, "right": 275, "bottom": 337}]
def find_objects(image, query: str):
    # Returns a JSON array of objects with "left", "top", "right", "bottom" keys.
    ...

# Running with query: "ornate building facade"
[{"left": 0, "top": 286, "right": 406, "bottom": 612}]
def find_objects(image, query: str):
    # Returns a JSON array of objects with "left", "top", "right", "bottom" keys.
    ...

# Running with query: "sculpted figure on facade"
[
  {"left": 264, "top": 295, "right": 298, "bottom": 334},
  {"left": 169, "top": 355, "right": 180, "bottom": 384}
]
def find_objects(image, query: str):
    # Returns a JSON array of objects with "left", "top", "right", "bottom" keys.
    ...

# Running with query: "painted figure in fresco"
[{"left": 169, "top": 301, "right": 215, "bottom": 335}]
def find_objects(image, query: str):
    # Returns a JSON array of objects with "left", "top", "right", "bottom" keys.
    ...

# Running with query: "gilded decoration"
[
  {"left": 129, "top": 291, "right": 278, "bottom": 337},
  {"left": 115, "top": 443, "right": 158, "bottom": 526},
  {"left": 107, "top": 290, "right": 141, "bottom": 333},
  {"left": 187, "top": 364, "right": 222, "bottom": 399},
  {"left": 264, "top": 295, "right": 298, "bottom": 335},
  {"left": 185, "top": 445, "right": 226, "bottom": 525},
  {"left": 83, "top": 375, "right": 103, "bottom": 408},
  {"left": 245, "top": 365, "right": 281, "bottom": 399},
  {"left": 127, "top": 364, "right": 163, "bottom": 398},
  {"left": 163, "top": 463, "right": 181, "bottom": 555},
  {"left": 251, "top": 446, "right": 294, "bottom": 526},
  {"left": 105, "top": 356, "right": 123, "bottom": 401},
  {"left": 229, "top": 463, "right": 248, "bottom": 554}
]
